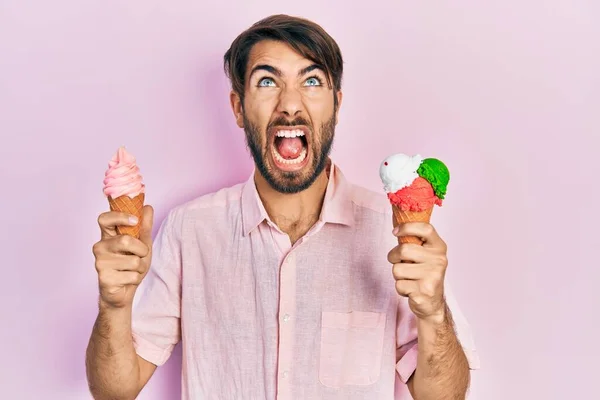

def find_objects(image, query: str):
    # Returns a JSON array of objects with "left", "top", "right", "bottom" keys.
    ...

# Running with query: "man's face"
[{"left": 231, "top": 40, "right": 342, "bottom": 194}]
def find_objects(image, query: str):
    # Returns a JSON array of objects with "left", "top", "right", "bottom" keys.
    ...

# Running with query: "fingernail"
[
  {"left": 129, "top": 216, "right": 139, "bottom": 225},
  {"left": 392, "top": 226, "right": 399, "bottom": 235}
]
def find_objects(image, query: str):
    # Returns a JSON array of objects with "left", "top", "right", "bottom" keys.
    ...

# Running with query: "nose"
[{"left": 276, "top": 85, "right": 304, "bottom": 118}]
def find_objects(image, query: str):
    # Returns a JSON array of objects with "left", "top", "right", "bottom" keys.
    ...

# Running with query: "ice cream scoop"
[
  {"left": 379, "top": 153, "right": 424, "bottom": 193},
  {"left": 417, "top": 158, "right": 450, "bottom": 200},
  {"left": 103, "top": 146, "right": 145, "bottom": 238}
]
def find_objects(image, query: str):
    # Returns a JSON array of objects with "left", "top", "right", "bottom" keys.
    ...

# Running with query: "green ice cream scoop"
[{"left": 417, "top": 158, "right": 450, "bottom": 199}]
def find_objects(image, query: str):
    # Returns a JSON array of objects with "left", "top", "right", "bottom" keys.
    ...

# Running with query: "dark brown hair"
[{"left": 223, "top": 14, "right": 343, "bottom": 105}]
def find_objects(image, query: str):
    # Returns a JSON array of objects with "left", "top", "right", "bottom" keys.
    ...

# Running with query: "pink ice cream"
[
  {"left": 103, "top": 146, "right": 145, "bottom": 199},
  {"left": 386, "top": 177, "right": 442, "bottom": 212}
]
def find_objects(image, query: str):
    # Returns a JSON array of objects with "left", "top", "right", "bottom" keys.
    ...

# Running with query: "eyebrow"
[
  {"left": 248, "top": 63, "right": 326, "bottom": 80},
  {"left": 249, "top": 64, "right": 281, "bottom": 80},
  {"left": 298, "top": 64, "right": 325, "bottom": 77}
]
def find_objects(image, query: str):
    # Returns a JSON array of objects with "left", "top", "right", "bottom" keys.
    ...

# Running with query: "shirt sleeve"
[
  {"left": 395, "top": 282, "right": 480, "bottom": 384},
  {"left": 131, "top": 209, "right": 182, "bottom": 366}
]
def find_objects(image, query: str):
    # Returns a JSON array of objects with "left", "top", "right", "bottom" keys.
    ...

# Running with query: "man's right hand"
[{"left": 92, "top": 205, "right": 154, "bottom": 309}]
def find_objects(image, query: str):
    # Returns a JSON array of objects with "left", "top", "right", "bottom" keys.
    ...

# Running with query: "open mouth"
[{"left": 271, "top": 128, "right": 309, "bottom": 170}]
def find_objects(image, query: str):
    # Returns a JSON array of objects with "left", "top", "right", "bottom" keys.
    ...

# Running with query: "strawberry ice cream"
[
  {"left": 103, "top": 146, "right": 145, "bottom": 238},
  {"left": 103, "top": 146, "right": 145, "bottom": 199}
]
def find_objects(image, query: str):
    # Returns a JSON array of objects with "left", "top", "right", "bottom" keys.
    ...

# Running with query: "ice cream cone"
[
  {"left": 108, "top": 193, "right": 145, "bottom": 238},
  {"left": 391, "top": 204, "right": 433, "bottom": 245}
]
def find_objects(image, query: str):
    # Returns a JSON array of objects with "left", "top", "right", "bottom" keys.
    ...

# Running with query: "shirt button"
[
  {"left": 282, "top": 370, "right": 289, "bottom": 378},
  {"left": 283, "top": 314, "right": 290, "bottom": 322}
]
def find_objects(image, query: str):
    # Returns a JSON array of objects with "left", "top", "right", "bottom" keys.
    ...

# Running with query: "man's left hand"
[{"left": 387, "top": 222, "right": 448, "bottom": 323}]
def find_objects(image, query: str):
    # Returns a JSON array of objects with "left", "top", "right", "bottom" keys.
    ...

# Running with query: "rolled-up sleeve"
[
  {"left": 395, "top": 283, "right": 480, "bottom": 384},
  {"left": 131, "top": 210, "right": 182, "bottom": 366},
  {"left": 395, "top": 296, "right": 419, "bottom": 384}
]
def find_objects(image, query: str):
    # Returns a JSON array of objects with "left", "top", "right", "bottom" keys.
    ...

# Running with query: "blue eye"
[
  {"left": 305, "top": 77, "right": 322, "bottom": 86},
  {"left": 258, "top": 77, "right": 276, "bottom": 87}
]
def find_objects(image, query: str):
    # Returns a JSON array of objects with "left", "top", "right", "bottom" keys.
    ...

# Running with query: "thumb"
[{"left": 139, "top": 205, "right": 154, "bottom": 250}]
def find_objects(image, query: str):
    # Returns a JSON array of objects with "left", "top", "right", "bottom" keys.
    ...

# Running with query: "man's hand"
[
  {"left": 389, "top": 222, "right": 471, "bottom": 399},
  {"left": 387, "top": 222, "right": 448, "bottom": 323},
  {"left": 92, "top": 205, "right": 154, "bottom": 309},
  {"left": 86, "top": 205, "right": 157, "bottom": 399}
]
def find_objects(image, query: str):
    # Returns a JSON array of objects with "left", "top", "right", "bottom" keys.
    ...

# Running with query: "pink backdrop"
[{"left": 1, "top": 1, "right": 598, "bottom": 399}]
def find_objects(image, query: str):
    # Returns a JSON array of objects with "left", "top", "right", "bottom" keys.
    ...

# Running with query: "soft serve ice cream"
[
  {"left": 103, "top": 146, "right": 146, "bottom": 238},
  {"left": 103, "top": 146, "right": 145, "bottom": 199}
]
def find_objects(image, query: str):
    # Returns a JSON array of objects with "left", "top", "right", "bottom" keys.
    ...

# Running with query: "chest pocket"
[{"left": 318, "top": 310, "right": 387, "bottom": 388}]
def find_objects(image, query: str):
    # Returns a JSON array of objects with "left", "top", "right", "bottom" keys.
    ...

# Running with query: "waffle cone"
[
  {"left": 108, "top": 193, "right": 145, "bottom": 238},
  {"left": 391, "top": 204, "right": 433, "bottom": 245}
]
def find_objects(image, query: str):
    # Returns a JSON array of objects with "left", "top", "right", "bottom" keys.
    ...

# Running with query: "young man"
[{"left": 86, "top": 14, "right": 479, "bottom": 400}]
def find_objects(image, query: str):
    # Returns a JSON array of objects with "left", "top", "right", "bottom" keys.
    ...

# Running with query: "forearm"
[
  {"left": 85, "top": 300, "right": 140, "bottom": 400},
  {"left": 409, "top": 305, "right": 470, "bottom": 400}
]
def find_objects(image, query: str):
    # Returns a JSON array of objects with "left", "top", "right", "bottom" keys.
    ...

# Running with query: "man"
[{"left": 86, "top": 14, "right": 479, "bottom": 400}]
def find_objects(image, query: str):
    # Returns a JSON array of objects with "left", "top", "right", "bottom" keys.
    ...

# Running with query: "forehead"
[{"left": 247, "top": 40, "right": 314, "bottom": 73}]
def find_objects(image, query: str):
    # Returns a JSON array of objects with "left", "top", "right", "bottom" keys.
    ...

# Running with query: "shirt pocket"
[{"left": 318, "top": 310, "right": 387, "bottom": 388}]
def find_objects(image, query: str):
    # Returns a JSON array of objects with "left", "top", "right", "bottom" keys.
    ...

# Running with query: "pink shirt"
[{"left": 132, "top": 162, "right": 480, "bottom": 399}]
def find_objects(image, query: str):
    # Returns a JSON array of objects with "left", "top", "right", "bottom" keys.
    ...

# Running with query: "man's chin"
[
  {"left": 260, "top": 164, "right": 316, "bottom": 194},
  {"left": 267, "top": 172, "right": 310, "bottom": 193}
]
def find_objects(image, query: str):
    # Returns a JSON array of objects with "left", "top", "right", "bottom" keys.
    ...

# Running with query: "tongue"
[{"left": 276, "top": 137, "right": 303, "bottom": 159}]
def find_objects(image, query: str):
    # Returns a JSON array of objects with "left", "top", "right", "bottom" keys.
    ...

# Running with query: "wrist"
[
  {"left": 418, "top": 302, "right": 449, "bottom": 328},
  {"left": 99, "top": 297, "right": 133, "bottom": 314}
]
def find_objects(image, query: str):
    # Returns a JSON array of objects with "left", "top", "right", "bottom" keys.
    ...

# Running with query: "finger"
[
  {"left": 98, "top": 211, "right": 140, "bottom": 240},
  {"left": 96, "top": 255, "right": 145, "bottom": 274},
  {"left": 394, "top": 222, "right": 446, "bottom": 249},
  {"left": 392, "top": 263, "right": 428, "bottom": 280},
  {"left": 395, "top": 280, "right": 419, "bottom": 298},
  {"left": 387, "top": 243, "right": 428, "bottom": 264},
  {"left": 100, "top": 270, "right": 144, "bottom": 288},
  {"left": 104, "top": 234, "right": 150, "bottom": 258},
  {"left": 138, "top": 205, "right": 154, "bottom": 251},
  {"left": 122, "top": 271, "right": 144, "bottom": 286}
]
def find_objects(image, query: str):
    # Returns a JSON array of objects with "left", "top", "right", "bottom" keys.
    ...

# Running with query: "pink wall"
[{"left": 1, "top": 1, "right": 598, "bottom": 399}]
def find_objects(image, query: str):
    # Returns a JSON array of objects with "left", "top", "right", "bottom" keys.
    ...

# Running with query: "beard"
[{"left": 243, "top": 111, "right": 336, "bottom": 194}]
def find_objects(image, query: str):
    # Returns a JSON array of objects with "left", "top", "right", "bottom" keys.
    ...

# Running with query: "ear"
[
  {"left": 334, "top": 90, "right": 343, "bottom": 125},
  {"left": 230, "top": 90, "right": 244, "bottom": 128}
]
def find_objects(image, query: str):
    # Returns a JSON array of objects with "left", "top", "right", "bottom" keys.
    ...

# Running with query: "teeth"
[
  {"left": 276, "top": 129, "right": 305, "bottom": 138},
  {"left": 272, "top": 147, "right": 307, "bottom": 165}
]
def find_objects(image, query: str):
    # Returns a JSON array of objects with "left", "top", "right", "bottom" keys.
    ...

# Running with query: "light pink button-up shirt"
[{"left": 132, "top": 162, "right": 480, "bottom": 399}]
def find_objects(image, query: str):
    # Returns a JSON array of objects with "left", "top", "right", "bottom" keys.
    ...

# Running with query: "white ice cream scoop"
[{"left": 379, "top": 153, "right": 424, "bottom": 193}]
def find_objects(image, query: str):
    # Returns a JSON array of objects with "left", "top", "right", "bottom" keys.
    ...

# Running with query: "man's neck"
[{"left": 255, "top": 161, "right": 331, "bottom": 245}]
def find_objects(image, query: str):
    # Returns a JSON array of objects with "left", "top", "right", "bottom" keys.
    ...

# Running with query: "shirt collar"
[
  {"left": 319, "top": 161, "right": 355, "bottom": 227},
  {"left": 241, "top": 160, "right": 355, "bottom": 237},
  {"left": 241, "top": 168, "right": 270, "bottom": 237}
]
